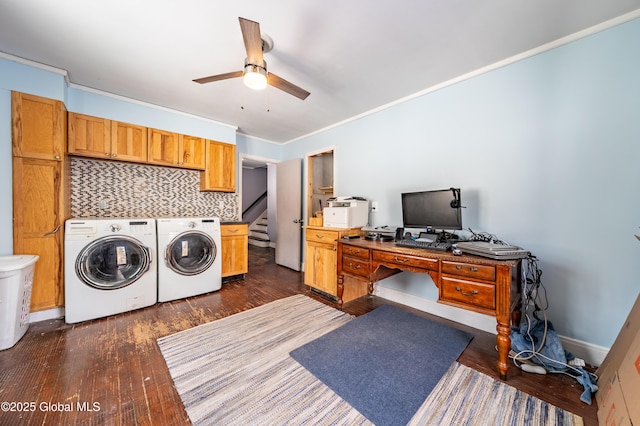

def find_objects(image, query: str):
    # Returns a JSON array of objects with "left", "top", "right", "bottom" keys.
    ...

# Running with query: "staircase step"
[
  {"left": 248, "top": 236, "right": 270, "bottom": 247},
  {"left": 249, "top": 230, "right": 270, "bottom": 240},
  {"left": 253, "top": 224, "right": 268, "bottom": 232}
]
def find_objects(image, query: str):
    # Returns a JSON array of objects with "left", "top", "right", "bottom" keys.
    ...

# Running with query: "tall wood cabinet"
[
  {"left": 221, "top": 223, "right": 249, "bottom": 278},
  {"left": 12, "top": 92, "right": 68, "bottom": 311}
]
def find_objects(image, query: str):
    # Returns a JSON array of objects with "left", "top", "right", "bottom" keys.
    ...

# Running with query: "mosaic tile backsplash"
[{"left": 70, "top": 158, "right": 239, "bottom": 220}]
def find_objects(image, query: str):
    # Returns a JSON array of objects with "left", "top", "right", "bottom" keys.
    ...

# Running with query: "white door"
[{"left": 275, "top": 158, "right": 302, "bottom": 271}]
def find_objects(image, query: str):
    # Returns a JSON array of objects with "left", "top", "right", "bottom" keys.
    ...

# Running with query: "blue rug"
[{"left": 290, "top": 304, "right": 473, "bottom": 426}]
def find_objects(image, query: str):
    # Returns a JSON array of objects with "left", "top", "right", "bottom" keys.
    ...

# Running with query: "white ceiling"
[{"left": 1, "top": 1, "right": 639, "bottom": 144}]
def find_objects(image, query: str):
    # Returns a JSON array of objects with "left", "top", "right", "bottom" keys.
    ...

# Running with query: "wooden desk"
[{"left": 336, "top": 238, "right": 522, "bottom": 380}]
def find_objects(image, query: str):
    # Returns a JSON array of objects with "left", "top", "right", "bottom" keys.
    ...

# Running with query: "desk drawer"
[
  {"left": 305, "top": 229, "right": 338, "bottom": 244},
  {"left": 373, "top": 250, "right": 438, "bottom": 271},
  {"left": 342, "top": 256, "right": 370, "bottom": 279},
  {"left": 442, "top": 261, "right": 495, "bottom": 281},
  {"left": 441, "top": 277, "right": 495, "bottom": 310},
  {"left": 342, "top": 245, "right": 370, "bottom": 260}
]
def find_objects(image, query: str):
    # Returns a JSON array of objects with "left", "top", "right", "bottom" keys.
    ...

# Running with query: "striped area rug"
[{"left": 157, "top": 295, "right": 583, "bottom": 426}]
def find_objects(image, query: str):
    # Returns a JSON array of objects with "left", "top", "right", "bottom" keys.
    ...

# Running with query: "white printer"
[{"left": 323, "top": 197, "right": 369, "bottom": 228}]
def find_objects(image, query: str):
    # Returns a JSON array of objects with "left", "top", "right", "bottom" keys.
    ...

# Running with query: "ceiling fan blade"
[
  {"left": 267, "top": 73, "right": 311, "bottom": 100},
  {"left": 239, "top": 17, "right": 264, "bottom": 65},
  {"left": 193, "top": 71, "right": 243, "bottom": 84}
]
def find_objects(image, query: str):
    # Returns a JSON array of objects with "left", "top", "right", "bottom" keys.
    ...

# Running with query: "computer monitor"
[{"left": 401, "top": 188, "right": 462, "bottom": 231}]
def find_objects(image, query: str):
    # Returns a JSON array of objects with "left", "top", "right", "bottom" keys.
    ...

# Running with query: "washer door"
[
  {"left": 76, "top": 235, "right": 152, "bottom": 290},
  {"left": 164, "top": 230, "right": 216, "bottom": 276}
]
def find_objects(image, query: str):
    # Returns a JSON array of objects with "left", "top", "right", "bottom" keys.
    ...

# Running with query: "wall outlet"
[
  {"left": 371, "top": 201, "right": 378, "bottom": 212},
  {"left": 99, "top": 200, "right": 107, "bottom": 209}
]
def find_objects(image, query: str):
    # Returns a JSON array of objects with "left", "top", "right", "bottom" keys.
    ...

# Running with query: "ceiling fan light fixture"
[{"left": 243, "top": 64, "right": 268, "bottom": 90}]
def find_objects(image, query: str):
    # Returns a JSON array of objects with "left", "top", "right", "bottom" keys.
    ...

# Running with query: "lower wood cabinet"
[
  {"left": 221, "top": 223, "right": 248, "bottom": 278},
  {"left": 304, "top": 226, "right": 367, "bottom": 301}
]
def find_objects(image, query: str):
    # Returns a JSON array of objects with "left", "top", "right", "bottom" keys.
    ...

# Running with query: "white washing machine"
[
  {"left": 156, "top": 217, "right": 222, "bottom": 302},
  {"left": 64, "top": 218, "right": 158, "bottom": 324}
]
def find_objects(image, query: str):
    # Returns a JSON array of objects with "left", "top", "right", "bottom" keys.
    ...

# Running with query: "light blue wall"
[
  {"left": 67, "top": 88, "right": 236, "bottom": 143},
  {"left": 236, "top": 133, "right": 283, "bottom": 161},
  {"left": 284, "top": 18, "right": 640, "bottom": 348},
  {"left": 0, "top": 90, "right": 12, "bottom": 255}
]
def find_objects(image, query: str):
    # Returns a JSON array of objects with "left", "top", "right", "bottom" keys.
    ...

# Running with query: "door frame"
[{"left": 305, "top": 145, "right": 336, "bottom": 223}]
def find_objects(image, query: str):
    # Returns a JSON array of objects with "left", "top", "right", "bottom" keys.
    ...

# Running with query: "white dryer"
[
  {"left": 64, "top": 218, "right": 158, "bottom": 324},
  {"left": 156, "top": 217, "right": 222, "bottom": 302}
]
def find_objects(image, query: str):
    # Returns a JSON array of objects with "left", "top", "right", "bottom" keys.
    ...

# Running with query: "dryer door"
[
  {"left": 76, "top": 235, "right": 152, "bottom": 290},
  {"left": 165, "top": 231, "right": 216, "bottom": 276}
]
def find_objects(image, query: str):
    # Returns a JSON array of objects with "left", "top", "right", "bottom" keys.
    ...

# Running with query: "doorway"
[{"left": 306, "top": 148, "right": 335, "bottom": 223}]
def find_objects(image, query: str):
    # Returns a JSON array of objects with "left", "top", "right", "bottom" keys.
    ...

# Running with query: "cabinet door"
[
  {"left": 304, "top": 241, "right": 337, "bottom": 296},
  {"left": 111, "top": 121, "right": 148, "bottom": 162},
  {"left": 148, "top": 128, "right": 180, "bottom": 166},
  {"left": 13, "top": 158, "right": 65, "bottom": 311},
  {"left": 221, "top": 230, "right": 248, "bottom": 277},
  {"left": 200, "top": 140, "right": 236, "bottom": 192},
  {"left": 179, "top": 134, "right": 206, "bottom": 170},
  {"left": 68, "top": 112, "right": 112, "bottom": 159},
  {"left": 11, "top": 92, "right": 65, "bottom": 160}
]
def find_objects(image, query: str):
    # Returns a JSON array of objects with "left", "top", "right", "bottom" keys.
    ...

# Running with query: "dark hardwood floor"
[{"left": 0, "top": 246, "right": 597, "bottom": 425}]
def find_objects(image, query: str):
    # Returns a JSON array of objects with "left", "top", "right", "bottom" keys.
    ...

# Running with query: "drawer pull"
[
  {"left": 394, "top": 256, "right": 409, "bottom": 263},
  {"left": 315, "top": 234, "right": 325, "bottom": 239},
  {"left": 348, "top": 262, "right": 361, "bottom": 270},
  {"left": 455, "top": 264, "right": 478, "bottom": 272},
  {"left": 455, "top": 286, "right": 478, "bottom": 297},
  {"left": 348, "top": 248, "right": 361, "bottom": 254}
]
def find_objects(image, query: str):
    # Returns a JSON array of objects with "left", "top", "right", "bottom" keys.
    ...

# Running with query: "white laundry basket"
[{"left": 0, "top": 255, "right": 38, "bottom": 350}]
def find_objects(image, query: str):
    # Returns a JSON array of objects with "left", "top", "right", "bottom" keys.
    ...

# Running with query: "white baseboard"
[
  {"left": 29, "top": 307, "right": 65, "bottom": 323},
  {"left": 374, "top": 286, "right": 608, "bottom": 367}
]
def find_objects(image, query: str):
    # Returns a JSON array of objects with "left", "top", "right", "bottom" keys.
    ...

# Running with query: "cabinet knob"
[
  {"left": 54, "top": 155, "right": 61, "bottom": 160},
  {"left": 111, "top": 153, "right": 117, "bottom": 157}
]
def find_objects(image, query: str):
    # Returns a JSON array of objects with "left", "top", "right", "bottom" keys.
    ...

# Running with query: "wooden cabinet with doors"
[
  {"left": 221, "top": 223, "right": 248, "bottom": 278},
  {"left": 147, "top": 129, "right": 206, "bottom": 170},
  {"left": 12, "top": 92, "right": 68, "bottom": 311},
  {"left": 200, "top": 140, "right": 236, "bottom": 192},
  {"left": 303, "top": 226, "right": 367, "bottom": 302},
  {"left": 68, "top": 112, "right": 147, "bottom": 163}
]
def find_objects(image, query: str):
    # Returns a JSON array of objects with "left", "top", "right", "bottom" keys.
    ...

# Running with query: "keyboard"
[{"left": 394, "top": 239, "right": 452, "bottom": 251}]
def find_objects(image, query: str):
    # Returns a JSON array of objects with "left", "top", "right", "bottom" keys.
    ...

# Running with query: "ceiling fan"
[{"left": 193, "top": 17, "right": 310, "bottom": 100}]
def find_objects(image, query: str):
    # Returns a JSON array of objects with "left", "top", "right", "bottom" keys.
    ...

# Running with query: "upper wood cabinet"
[
  {"left": 148, "top": 129, "right": 206, "bottom": 170},
  {"left": 68, "top": 113, "right": 111, "bottom": 158},
  {"left": 179, "top": 134, "right": 206, "bottom": 170},
  {"left": 110, "top": 120, "right": 148, "bottom": 162},
  {"left": 68, "top": 113, "right": 148, "bottom": 163},
  {"left": 12, "top": 92, "right": 66, "bottom": 161},
  {"left": 200, "top": 140, "right": 236, "bottom": 192}
]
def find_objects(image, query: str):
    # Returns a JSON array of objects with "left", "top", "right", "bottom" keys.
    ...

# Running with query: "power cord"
[{"left": 467, "top": 228, "right": 508, "bottom": 245}]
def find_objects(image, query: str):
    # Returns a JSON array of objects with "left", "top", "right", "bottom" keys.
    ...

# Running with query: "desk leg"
[
  {"left": 496, "top": 320, "right": 511, "bottom": 380},
  {"left": 337, "top": 274, "right": 344, "bottom": 308}
]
